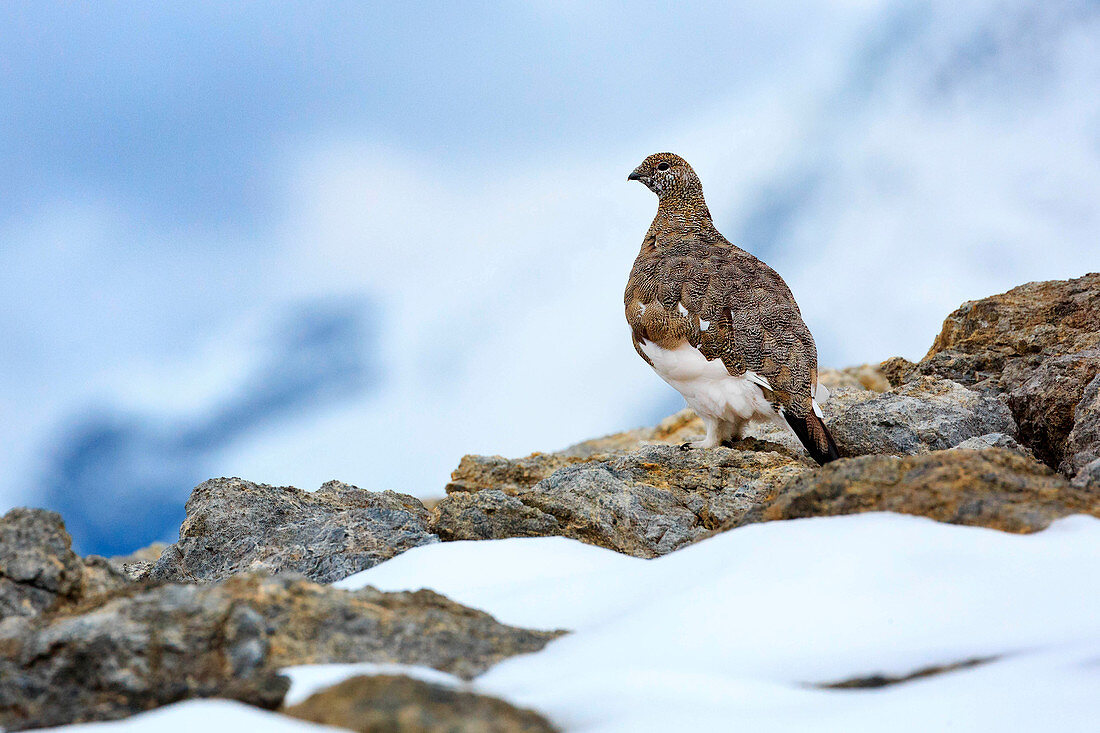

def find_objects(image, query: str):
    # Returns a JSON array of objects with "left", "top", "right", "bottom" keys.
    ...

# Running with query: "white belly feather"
[{"left": 638, "top": 340, "right": 777, "bottom": 424}]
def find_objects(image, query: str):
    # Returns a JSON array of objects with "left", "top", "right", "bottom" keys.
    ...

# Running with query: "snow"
[
  {"left": 330, "top": 513, "right": 1100, "bottom": 732},
  {"left": 280, "top": 663, "right": 463, "bottom": 707},
  {"left": 33, "top": 700, "right": 346, "bottom": 733}
]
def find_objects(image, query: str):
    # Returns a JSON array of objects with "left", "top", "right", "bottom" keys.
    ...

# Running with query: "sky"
[{"left": 1, "top": 0, "right": 1098, "bottom": 554}]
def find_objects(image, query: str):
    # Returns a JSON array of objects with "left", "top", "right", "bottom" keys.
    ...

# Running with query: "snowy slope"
[{"left": 326, "top": 513, "right": 1100, "bottom": 732}]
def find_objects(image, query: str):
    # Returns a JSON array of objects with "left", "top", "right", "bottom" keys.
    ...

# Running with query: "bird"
[{"left": 624, "top": 152, "right": 840, "bottom": 465}]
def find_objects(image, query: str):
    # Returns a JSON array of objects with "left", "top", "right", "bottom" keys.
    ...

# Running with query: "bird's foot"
[{"left": 680, "top": 437, "right": 719, "bottom": 451}]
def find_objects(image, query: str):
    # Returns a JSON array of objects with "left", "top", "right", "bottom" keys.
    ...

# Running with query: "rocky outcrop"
[
  {"left": 1005, "top": 350, "right": 1100, "bottom": 469},
  {"left": 735, "top": 449, "right": 1099, "bottom": 534},
  {"left": 0, "top": 509, "right": 84, "bottom": 619},
  {"left": 918, "top": 273, "right": 1100, "bottom": 388},
  {"left": 0, "top": 508, "right": 128, "bottom": 620},
  {"left": 901, "top": 273, "right": 1100, "bottom": 478},
  {"left": 1061, "top": 373, "right": 1100, "bottom": 478},
  {"left": 433, "top": 445, "right": 809, "bottom": 558},
  {"left": 827, "top": 377, "right": 1016, "bottom": 456},
  {"left": 283, "top": 675, "right": 558, "bottom": 733},
  {"left": 146, "top": 478, "right": 438, "bottom": 584},
  {"left": 0, "top": 572, "right": 560, "bottom": 730},
  {"left": 950, "top": 432, "right": 1034, "bottom": 458}
]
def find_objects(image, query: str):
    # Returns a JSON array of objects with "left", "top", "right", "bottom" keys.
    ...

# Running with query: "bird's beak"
[{"left": 627, "top": 164, "right": 646, "bottom": 182}]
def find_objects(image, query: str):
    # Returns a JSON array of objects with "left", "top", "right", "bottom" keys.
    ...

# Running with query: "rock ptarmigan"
[{"left": 625, "top": 152, "right": 840, "bottom": 464}]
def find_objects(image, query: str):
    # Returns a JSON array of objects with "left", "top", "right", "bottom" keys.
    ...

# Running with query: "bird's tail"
[{"left": 784, "top": 411, "right": 841, "bottom": 465}]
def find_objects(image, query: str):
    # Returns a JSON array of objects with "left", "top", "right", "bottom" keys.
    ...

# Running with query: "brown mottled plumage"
[{"left": 625, "top": 152, "right": 839, "bottom": 464}]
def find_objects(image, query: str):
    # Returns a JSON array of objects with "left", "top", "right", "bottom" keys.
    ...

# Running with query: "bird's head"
[{"left": 627, "top": 152, "right": 703, "bottom": 201}]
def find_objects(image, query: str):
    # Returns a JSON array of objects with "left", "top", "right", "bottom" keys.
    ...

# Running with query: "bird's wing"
[{"left": 689, "top": 247, "right": 819, "bottom": 415}]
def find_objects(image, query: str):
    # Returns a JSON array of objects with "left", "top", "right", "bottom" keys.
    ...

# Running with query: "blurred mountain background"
[{"left": 1, "top": 0, "right": 1097, "bottom": 554}]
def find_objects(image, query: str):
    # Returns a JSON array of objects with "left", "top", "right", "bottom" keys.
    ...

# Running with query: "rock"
[
  {"left": 0, "top": 573, "right": 560, "bottom": 730},
  {"left": 0, "top": 508, "right": 84, "bottom": 619},
  {"left": 283, "top": 674, "right": 558, "bottom": 733},
  {"left": 432, "top": 489, "right": 562, "bottom": 542},
  {"left": 818, "top": 364, "right": 891, "bottom": 392},
  {"left": 559, "top": 408, "right": 706, "bottom": 458},
  {"left": 737, "top": 449, "right": 1099, "bottom": 534},
  {"left": 111, "top": 542, "right": 169, "bottom": 582},
  {"left": 827, "top": 377, "right": 1016, "bottom": 456},
  {"left": 910, "top": 274, "right": 1100, "bottom": 470},
  {"left": 446, "top": 454, "right": 584, "bottom": 494},
  {"left": 1061, "top": 373, "right": 1100, "bottom": 477},
  {"left": 879, "top": 356, "right": 918, "bottom": 388},
  {"left": 1005, "top": 350, "right": 1100, "bottom": 468},
  {"left": 1071, "top": 458, "right": 1100, "bottom": 490},
  {"left": 919, "top": 273, "right": 1100, "bottom": 389},
  {"left": 78, "top": 555, "right": 133, "bottom": 599},
  {"left": 951, "top": 433, "right": 1035, "bottom": 459},
  {"left": 432, "top": 444, "right": 809, "bottom": 558},
  {"left": 147, "top": 478, "right": 438, "bottom": 584}
]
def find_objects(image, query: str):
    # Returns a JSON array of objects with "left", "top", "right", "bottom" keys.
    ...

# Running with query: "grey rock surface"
[
  {"left": 905, "top": 273, "right": 1100, "bottom": 472},
  {"left": 0, "top": 508, "right": 84, "bottom": 619},
  {"left": 432, "top": 444, "right": 808, "bottom": 558},
  {"left": 1061, "top": 373, "right": 1100, "bottom": 478},
  {"left": 951, "top": 433, "right": 1035, "bottom": 458},
  {"left": 735, "top": 449, "right": 1099, "bottom": 534},
  {"left": 1005, "top": 350, "right": 1100, "bottom": 469},
  {"left": 147, "top": 478, "right": 439, "bottom": 584},
  {"left": 827, "top": 377, "right": 1016, "bottom": 457},
  {"left": 0, "top": 573, "right": 560, "bottom": 731},
  {"left": 1071, "top": 457, "right": 1100, "bottom": 491}
]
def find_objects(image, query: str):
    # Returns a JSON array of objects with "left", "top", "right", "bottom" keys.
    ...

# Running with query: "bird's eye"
[{"left": 657, "top": 162, "right": 670, "bottom": 172}]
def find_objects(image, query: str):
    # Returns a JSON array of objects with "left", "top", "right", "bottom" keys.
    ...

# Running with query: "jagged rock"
[
  {"left": 1071, "top": 458, "right": 1100, "bottom": 490},
  {"left": 559, "top": 409, "right": 706, "bottom": 458},
  {"left": 827, "top": 377, "right": 1017, "bottom": 457},
  {"left": 0, "top": 508, "right": 84, "bottom": 619},
  {"left": 818, "top": 364, "right": 891, "bottom": 392},
  {"left": 111, "top": 542, "right": 169, "bottom": 582},
  {"left": 446, "top": 454, "right": 584, "bottom": 494},
  {"left": 736, "top": 449, "right": 1099, "bottom": 534},
  {"left": 283, "top": 674, "right": 558, "bottom": 733},
  {"left": 951, "top": 433, "right": 1035, "bottom": 458},
  {"left": 432, "top": 489, "right": 562, "bottom": 542},
  {"left": 1005, "top": 350, "right": 1100, "bottom": 468},
  {"left": 918, "top": 273, "right": 1100, "bottom": 389},
  {"left": 907, "top": 274, "right": 1100, "bottom": 470},
  {"left": 433, "top": 444, "right": 809, "bottom": 558},
  {"left": 1061, "top": 373, "right": 1100, "bottom": 478},
  {"left": 147, "top": 478, "right": 438, "bottom": 584},
  {"left": 0, "top": 573, "right": 560, "bottom": 731}
]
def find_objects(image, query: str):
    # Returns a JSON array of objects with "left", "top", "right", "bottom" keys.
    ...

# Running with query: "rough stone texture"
[
  {"left": 559, "top": 409, "right": 706, "bottom": 458},
  {"left": 147, "top": 478, "right": 438, "bottom": 584},
  {"left": 111, "top": 543, "right": 169, "bottom": 582},
  {"left": 446, "top": 454, "right": 585, "bottom": 494},
  {"left": 919, "top": 273, "right": 1100, "bottom": 389},
  {"left": 818, "top": 364, "right": 891, "bottom": 392},
  {"left": 910, "top": 274, "right": 1100, "bottom": 470},
  {"left": 1071, "top": 458, "right": 1100, "bottom": 491},
  {"left": 1005, "top": 350, "right": 1100, "bottom": 468},
  {"left": 432, "top": 490, "right": 562, "bottom": 542},
  {"left": 827, "top": 377, "right": 1017, "bottom": 457},
  {"left": 1061, "top": 373, "right": 1100, "bottom": 478},
  {"left": 0, "top": 573, "right": 560, "bottom": 731},
  {"left": 0, "top": 508, "right": 84, "bottom": 619},
  {"left": 433, "top": 444, "right": 809, "bottom": 558},
  {"left": 736, "top": 449, "right": 1099, "bottom": 534},
  {"left": 951, "top": 433, "right": 1035, "bottom": 459},
  {"left": 283, "top": 674, "right": 558, "bottom": 733}
]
